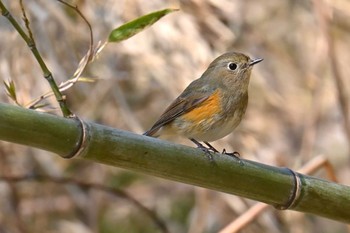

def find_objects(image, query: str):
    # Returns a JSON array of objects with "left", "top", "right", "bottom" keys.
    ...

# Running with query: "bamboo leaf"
[
  {"left": 78, "top": 76, "right": 97, "bottom": 83},
  {"left": 108, "top": 8, "right": 178, "bottom": 43},
  {"left": 30, "top": 103, "right": 50, "bottom": 110},
  {"left": 4, "top": 80, "right": 17, "bottom": 103}
]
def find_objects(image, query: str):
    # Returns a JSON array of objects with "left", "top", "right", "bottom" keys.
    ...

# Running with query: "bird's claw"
[
  {"left": 222, "top": 149, "right": 240, "bottom": 157},
  {"left": 222, "top": 149, "right": 243, "bottom": 164},
  {"left": 198, "top": 146, "right": 214, "bottom": 161}
]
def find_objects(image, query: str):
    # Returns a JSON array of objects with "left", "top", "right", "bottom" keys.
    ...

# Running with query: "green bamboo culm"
[{"left": 0, "top": 103, "right": 349, "bottom": 223}]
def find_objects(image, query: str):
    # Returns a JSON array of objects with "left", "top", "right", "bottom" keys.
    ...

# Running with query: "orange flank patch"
[{"left": 182, "top": 90, "right": 221, "bottom": 123}]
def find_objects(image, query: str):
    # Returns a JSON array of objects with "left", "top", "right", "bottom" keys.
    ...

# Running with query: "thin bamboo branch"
[
  {"left": 25, "top": 0, "right": 95, "bottom": 111},
  {"left": 0, "top": 1, "right": 72, "bottom": 117}
]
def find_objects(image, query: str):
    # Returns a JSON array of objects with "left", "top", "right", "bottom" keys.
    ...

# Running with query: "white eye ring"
[{"left": 227, "top": 62, "right": 238, "bottom": 71}]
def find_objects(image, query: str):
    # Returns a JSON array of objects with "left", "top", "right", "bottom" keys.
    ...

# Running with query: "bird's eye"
[{"left": 227, "top": 62, "right": 237, "bottom": 71}]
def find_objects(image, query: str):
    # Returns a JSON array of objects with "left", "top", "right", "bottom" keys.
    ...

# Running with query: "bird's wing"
[{"left": 144, "top": 93, "right": 210, "bottom": 136}]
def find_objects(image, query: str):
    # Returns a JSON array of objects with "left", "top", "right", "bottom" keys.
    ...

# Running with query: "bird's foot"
[
  {"left": 222, "top": 149, "right": 243, "bottom": 164},
  {"left": 222, "top": 149, "right": 240, "bottom": 158},
  {"left": 198, "top": 146, "right": 214, "bottom": 161},
  {"left": 190, "top": 139, "right": 216, "bottom": 161},
  {"left": 203, "top": 141, "right": 220, "bottom": 153},
  {"left": 189, "top": 139, "right": 242, "bottom": 164}
]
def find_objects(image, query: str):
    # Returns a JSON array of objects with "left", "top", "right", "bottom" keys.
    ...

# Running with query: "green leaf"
[
  {"left": 108, "top": 8, "right": 178, "bottom": 43},
  {"left": 4, "top": 80, "right": 17, "bottom": 103}
]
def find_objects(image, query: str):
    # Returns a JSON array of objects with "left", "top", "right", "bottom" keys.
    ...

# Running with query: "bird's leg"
[
  {"left": 203, "top": 141, "right": 220, "bottom": 153},
  {"left": 189, "top": 138, "right": 204, "bottom": 148},
  {"left": 189, "top": 138, "right": 214, "bottom": 161}
]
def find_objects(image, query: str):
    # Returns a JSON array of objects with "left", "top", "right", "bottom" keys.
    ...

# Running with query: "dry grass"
[{"left": 0, "top": 0, "right": 349, "bottom": 232}]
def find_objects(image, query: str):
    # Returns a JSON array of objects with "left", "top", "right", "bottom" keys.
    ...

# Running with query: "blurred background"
[{"left": 0, "top": 0, "right": 349, "bottom": 232}]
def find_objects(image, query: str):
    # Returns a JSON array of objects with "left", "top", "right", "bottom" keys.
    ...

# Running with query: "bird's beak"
[{"left": 249, "top": 58, "right": 263, "bottom": 66}]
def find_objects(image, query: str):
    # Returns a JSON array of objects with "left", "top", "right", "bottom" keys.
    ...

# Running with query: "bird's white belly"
[{"left": 192, "top": 114, "right": 242, "bottom": 141}]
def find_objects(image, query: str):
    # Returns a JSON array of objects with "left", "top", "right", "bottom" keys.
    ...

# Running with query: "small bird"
[{"left": 144, "top": 51, "right": 262, "bottom": 155}]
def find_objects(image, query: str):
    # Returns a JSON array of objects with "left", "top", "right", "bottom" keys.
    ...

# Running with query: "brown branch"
[
  {"left": 219, "top": 155, "right": 337, "bottom": 233},
  {"left": 0, "top": 174, "right": 169, "bottom": 233},
  {"left": 56, "top": 0, "right": 94, "bottom": 60},
  {"left": 312, "top": 0, "right": 350, "bottom": 148},
  {"left": 0, "top": 151, "right": 28, "bottom": 233}
]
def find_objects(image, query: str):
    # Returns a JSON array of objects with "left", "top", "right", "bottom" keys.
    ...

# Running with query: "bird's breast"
[{"left": 171, "top": 90, "right": 248, "bottom": 141}]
